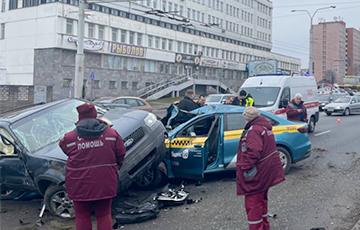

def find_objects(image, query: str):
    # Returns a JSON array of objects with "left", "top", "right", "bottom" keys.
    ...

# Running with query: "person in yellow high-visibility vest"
[{"left": 232, "top": 90, "right": 254, "bottom": 107}]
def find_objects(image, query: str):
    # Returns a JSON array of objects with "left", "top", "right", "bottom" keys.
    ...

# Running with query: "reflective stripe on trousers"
[{"left": 245, "top": 189, "right": 270, "bottom": 230}]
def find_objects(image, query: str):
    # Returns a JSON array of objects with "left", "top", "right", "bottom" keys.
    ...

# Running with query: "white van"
[{"left": 239, "top": 75, "right": 319, "bottom": 132}]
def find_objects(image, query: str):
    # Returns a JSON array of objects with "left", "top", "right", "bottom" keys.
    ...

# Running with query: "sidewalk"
[{"left": 352, "top": 220, "right": 360, "bottom": 230}]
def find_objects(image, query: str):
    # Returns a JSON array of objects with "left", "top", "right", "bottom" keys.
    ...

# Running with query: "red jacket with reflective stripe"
[
  {"left": 236, "top": 116, "right": 285, "bottom": 196},
  {"left": 59, "top": 119, "right": 126, "bottom": 201}
]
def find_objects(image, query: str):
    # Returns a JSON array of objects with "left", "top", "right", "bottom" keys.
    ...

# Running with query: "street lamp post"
[{"left": 291, "top": 6, "right": 336, "bottom": 76}]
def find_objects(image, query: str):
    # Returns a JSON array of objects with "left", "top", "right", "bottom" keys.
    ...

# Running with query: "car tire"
[
  {"left": 0, "top": 189, "right": 23, "bottom": 200},
  {"left": 308, "top": 117, "right": 315, "bottom": 133},
  {"left": 277, "top": 146, "right": 291, "bottom": 174},
  {"left": 132, "top": 166, "right": 164, "bottom": 190},
  {"left": 326, "top": 112, "right": 332, "bottom": 116},
  {"left": 344, "top": 108, "right": 350, "bottom": 116},
  {"left": 44, "top": 184, "right": 74, "bottom": 218}
]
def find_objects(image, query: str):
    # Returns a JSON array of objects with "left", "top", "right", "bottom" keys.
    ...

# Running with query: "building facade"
[
  {"left": 0, "top": 0, "right": 301, "bottom": 101},
  {"left": 313, "top": 21, "right": 360, "bottom": 85},
  {"left": 347, "top": 28, "right": 360, "bottom": 76}
]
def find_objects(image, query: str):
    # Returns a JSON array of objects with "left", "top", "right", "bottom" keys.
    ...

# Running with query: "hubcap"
[
  {"left": 278, "top": 151, "right": 287, "bottom": 169},
  {"left": 50, "top": 190, "right": 74, "bottom": 218}
]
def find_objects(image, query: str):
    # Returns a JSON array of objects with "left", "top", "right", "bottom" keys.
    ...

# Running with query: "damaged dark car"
[{"left": 0, "top": 98, "right": 166, "bottom": 218}]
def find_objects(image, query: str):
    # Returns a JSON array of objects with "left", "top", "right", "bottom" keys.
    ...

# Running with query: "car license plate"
[{"left": 327, "top": 108, "right": 334, "bottom": 111}]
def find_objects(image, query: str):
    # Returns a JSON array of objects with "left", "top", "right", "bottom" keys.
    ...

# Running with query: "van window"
[
  {"left": 279, "top": 87, "right": 290, "bottom": 108},
  {"left": 241, "top": 87, "right": 280, "bottom": 107},
  {"left": 224, "top": 113, "right": 246, "bottom": 131}
]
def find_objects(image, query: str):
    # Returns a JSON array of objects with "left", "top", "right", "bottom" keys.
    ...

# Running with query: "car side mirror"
[{"left": 280, "top": 99, "right": 288, "bottom": 108}]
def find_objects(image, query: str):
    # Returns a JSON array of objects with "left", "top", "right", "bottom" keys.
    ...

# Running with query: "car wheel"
[
  {"left": 132, "top": 166, "right": 164, "bottom": 190},
  {"left": 308, "top": 117, "right": 315, "bottom": 133},
  {"left": 277, "top": 146, "right": 291, "bottom": 174},
  {"left": 44, "top": 184, "right": 74, "bottom": 218},
  {"left": 0, "top": 189, "right": 23, "bottom": 200},
  {"left": 326, "top": 112, "right": 332, "bottom": 116},
  {"left": 344, "top": 108, "right": 350, "bottom": 116}
]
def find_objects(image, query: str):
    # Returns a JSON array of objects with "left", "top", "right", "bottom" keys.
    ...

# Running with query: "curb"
[{"left": 352, "top": 220, "right": 360, "bottom": 230}]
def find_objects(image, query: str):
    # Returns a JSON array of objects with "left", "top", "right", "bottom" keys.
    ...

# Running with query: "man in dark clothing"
[
  {"left": 197, "top": 94, "right": 206, "bottom": 107},
  {"left": 177, "top": 89, "right": 199, "bottom": 111},
  {"left": 59, "top": 103, "right": 126, "bottom": 230},
  {"left": 236, "top": 106, "right": 285, "bottom": 230},
  {"left": 232, "top": 90, "right": 254, "bottom": 107},
  {"left": 286, "top": 93, "right": 308, "bottom": 122}
]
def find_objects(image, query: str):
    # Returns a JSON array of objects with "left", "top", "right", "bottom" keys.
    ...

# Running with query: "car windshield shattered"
[
  {"left": 241, "top": 87, "right": 280, "bottom": 107},
  {"left": 334, "top": 97, "right": 350, "bottom": 103},
  {"left": 10, "top": 100, "right": 107, "bottom": 153}
]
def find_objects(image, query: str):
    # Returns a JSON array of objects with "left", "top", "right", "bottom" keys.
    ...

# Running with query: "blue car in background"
[{"left": 153, "top": 104, "right": 311, "bottom": 185}]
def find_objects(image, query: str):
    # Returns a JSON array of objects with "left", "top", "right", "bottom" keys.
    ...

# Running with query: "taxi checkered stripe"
[{"left": 171, "top": 139, "right": 192, "bottom": 147}]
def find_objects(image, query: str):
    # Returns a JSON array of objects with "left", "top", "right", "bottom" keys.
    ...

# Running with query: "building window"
[
  {"left": 183, "top": 43, "right": 187, "bottom": 53},
  {"left": 63, "top": 78, "right": 72, "bottom": 88},
  {"left": 98, "top": 25, "right": 104, "bottom": 39},
  {"left": 168, "top": 40, "right": 173, "bottom": 51},
  {"left": 132, "top": 82, "right": 138, "bottom": 90},
  {"left": 137, "top": 33, "right": 142, "bottom": 45},
  {"left": 0, "top": 23, "right": 4, "bottom": 39},
  {"left": 121, "top": 30, "right": 126, "bottom": 43},
  {"left": 108, "top": 56, "right": 123, "bottom": 69},
  {"left": 9, "top": 0, "right": 17, "bottom": 9},
  {"left": 88, "top": 23, "right": 94, "bottom": 38},
  {"left": 112, "top": 28, "right": 117, "bottom": 41},
  {"left": 161, "top": 38, "right": 166, "bottom": 49},
  {"left": 92, "top": 80, "right": 100, "bottom": 89},
  {"left": 177, "top": 41, "right": 181, "bottom": 52},
  {"left": 188, "top": 44, "right": 192, "bottom": 54},
  {"left": 129, "top": 31, "right": 134, "bottom": 44},
  {"left": 109, "top": 81, "right": 117, "bottom": 89},
  {"left": 66, "top": 19, "right": 73, "bottom": 34},
  {"left": 121, "top": 81, "right": 128, "bottom": 89},
  {"left": 23, "top": 0, "right": 38, "bottom": 7},
  {"left": 155, "top": 37, "right": 160, "bottom": 48},
  {"left": 1, "top": 0, "right": 5, "bottom": 12},
  {"left": 168, "top": 2, "right": 172, "bottom": 11},
  {"left": 162, "top": 0, "right": 166, "bottom": 11},
  {"left": 148, "top": 35, "right": 153, "bottom": 47},
  {"left": 174, "top": 3, "right": 178, "bottom": 12},
  {"left": 153, "top": 0, "right": 157, "bottom": 8},
  {"left": 187, "top": 8, "right": 190, "bottom": 18}
]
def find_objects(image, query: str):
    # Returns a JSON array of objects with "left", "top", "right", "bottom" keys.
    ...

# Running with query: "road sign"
[{"left": 90, "top": 71, "right": 95, "bottom": 82}]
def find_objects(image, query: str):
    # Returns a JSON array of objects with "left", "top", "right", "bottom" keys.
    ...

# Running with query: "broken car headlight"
[{"left": 144, "top": 113, "right": 157, "bottom": 127}]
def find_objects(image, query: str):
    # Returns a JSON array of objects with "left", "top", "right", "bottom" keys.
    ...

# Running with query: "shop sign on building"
[
  {"left": 67, "top": 37, "right": 104, "bottom": 51},
  {"left": 175, "top": 54, "right": 200, "bottom": 66},
  {"left": 221, "top": 61, "right": 239, "bottom": 70},
  {"left": 200, "top": 58, "right": 220, "bottom": 68},
  {"left": 110, "top": 43, "right": 146, "bottom": 58}
]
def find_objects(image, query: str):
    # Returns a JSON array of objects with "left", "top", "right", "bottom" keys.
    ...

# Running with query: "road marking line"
[{"left": 314, "top": 130, "right": 331, "bottom": 136}]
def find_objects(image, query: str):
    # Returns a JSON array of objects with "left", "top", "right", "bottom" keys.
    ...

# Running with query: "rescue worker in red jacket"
[
  {"left": 59, "top": 103, "right": 126, "bottom": 230},
  {"left": 286, "top": 93, "right": 308, "bottom": 122},
  {"left": 236, "top": 106, "right": 285, "bottom": 230}
]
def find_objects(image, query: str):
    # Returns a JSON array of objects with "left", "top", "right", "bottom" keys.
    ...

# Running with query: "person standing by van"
[
  {"left": 286, "top": 93, "right": 308, "bottom": 122},
  {"left": 236, "top": 107, "right": 285, "bottom": 230},
  {"left": 232, "top": 90, "right": 254, "bottom": 107},
  {"left": 59, "top": 103, "right": 126, "bottom": 230}
]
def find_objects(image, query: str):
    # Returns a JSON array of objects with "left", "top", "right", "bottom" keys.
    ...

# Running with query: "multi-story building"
[
  {"left": 347, "top": 27, "right": 360, "bottom": 76},
  {"left": 313, "top": 21, "right": 360, "bottom": 84},
  {"left": 0, "top": 0, "right": 301, "bottom": 100}
]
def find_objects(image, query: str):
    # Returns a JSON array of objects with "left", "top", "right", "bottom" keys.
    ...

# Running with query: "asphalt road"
[{"left": 2, "top": 111, "right": 360, "bottom": 230}]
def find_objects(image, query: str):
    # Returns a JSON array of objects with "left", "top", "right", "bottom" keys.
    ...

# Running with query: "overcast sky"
[{"left": 272, "top": 0, "right": 360, "bottom": 69}]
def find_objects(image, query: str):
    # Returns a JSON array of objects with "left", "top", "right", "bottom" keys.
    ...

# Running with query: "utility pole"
[
  {"left": 292, "top": 6, "right": 336, "bottom": 76},
  {"left": 74, "top": 0, "right": 86, "bottom": 98}
]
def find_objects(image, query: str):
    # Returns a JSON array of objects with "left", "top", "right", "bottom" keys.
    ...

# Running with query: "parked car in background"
[
  {"left": 94, "top": 96, "right": 153, "bottom": 112},
  {"left": 205, "top": 94, "right": 236, "bottom": 105},
  {"left": 137, "top": 104, "right": 311, "bottom": 189},
  {"left": 0, "top": 99, "right": 166, "bottom": 218},
  {"left": 324, "top": 96, "right": 360, "bottom": 116},
  {"left": 318, "top": 93, "right": 346, "bottom": 111}
]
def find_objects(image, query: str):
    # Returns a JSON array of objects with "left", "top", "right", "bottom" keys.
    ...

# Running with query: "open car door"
[{"left": 169, "top": 115, "right": 220, "bottom": 181}]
